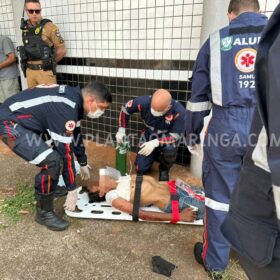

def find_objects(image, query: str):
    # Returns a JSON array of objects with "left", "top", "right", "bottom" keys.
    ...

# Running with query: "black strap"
[
  {"left": 40, "top": 19, "right": 52, "bottom": 28},
  {"left": 132, "top": 174, "right": 143, "bottom": 222},
  {"left": 229, "top": 25, "right": 265, "bottom": 36}
]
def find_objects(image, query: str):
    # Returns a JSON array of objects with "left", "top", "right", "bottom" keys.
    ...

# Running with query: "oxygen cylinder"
[{"left": 116, "top": 142, "right": 128, "bottom": 176}]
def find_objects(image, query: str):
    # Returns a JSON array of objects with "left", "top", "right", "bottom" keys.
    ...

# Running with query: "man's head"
[
  {"left": 25, "top": 0, "right": 42, "bottom": 25},
  {"left": 82, "top": 81, "right": 112, "bottom": 119},
  {"left": 150, "top": 89, "right": 172, "bottom": 117},
  {"left": 88, "top": 175, "right": 116, "bottom": 197},
  {"left": 227, "top": 0, "right": 260, "bottom": 22}
]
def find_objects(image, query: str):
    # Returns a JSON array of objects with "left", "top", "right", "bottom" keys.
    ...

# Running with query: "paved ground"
[{"left": 0, "top": 142, "right": 247, "bottom": 280}]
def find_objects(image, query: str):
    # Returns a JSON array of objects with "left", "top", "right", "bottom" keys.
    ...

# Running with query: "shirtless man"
[{"left": 88, "top": 173, "right": 204, "bottom": 223}]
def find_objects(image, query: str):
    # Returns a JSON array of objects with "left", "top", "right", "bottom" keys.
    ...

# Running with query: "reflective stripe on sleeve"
[
  {"left": 205, "top": 197, "right": 229, "bottom": 212},
  {"left": 47, "top": 129, "right": 73, "bottom": 143},
  {"left": 273, "top": 185, "right": 280, "bottom": 221},
  {"left": 210, "top": 31, "right": 223, "bottom": 106},
  {"left": 29, "top": 148, "right": 53, "bottom": 165},
  {"left": 186, "top": 101, "right": 212, "bottom": 112},
  {"left": 9, "top": 96, "right": 76, "bottom": 111}
]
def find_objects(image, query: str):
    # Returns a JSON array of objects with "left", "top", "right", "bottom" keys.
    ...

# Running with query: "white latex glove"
[
  {"left": 80, "top": 164, "right": 92, "bottom": 180},
  {"left": 139, "top": 139, "right": 159, "bottom": 156},
  {"left": 187, "top": 144, "right": 202, "bottom": 157},
  {"left": 63, "top": 189, "right": 78, "bottom": 212},
  {"left": 116, "top": 127, "right": 126, "bottom": 144}
]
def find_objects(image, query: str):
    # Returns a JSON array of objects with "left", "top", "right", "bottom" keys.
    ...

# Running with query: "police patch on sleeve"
[
  {"left": 65, "top": 120, "right": 76, "bottom": 132},
  {"left": 235, "top": 48, "right": 257, "bottom": 73}
]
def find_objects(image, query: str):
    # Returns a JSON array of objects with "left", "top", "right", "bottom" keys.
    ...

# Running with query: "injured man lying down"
[{"left": 84, "top": 167, "right": 205, "bottom": 223}]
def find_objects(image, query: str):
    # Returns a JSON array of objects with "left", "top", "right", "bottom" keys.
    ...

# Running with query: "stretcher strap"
[
  {"left": 168, "top": 180, "right": 180, "bottom": 224},
  {"left": 132, "top": 174, "right": 143, "bottom": 222}
]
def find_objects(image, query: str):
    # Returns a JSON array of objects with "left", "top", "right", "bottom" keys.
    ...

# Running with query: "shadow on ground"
[{"left": 0, "top": 142, "right": 247, "bottom": 280}]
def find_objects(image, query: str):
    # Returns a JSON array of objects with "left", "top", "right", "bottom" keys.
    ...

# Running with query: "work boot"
[
  {"left": 159, "top": 169, "right": 169, "bottom": 181},
  {"left": 35, "top": 193, "right": 69, "bottom": 231},
  {"left": 194, "top": 242, "right": 204, "bottom": 265},
  {"left": 194, "top": 242, "right": 224, "bottom": 280},
  {"left": 54, "top": 185, "right": 68, "bottom": 197}
]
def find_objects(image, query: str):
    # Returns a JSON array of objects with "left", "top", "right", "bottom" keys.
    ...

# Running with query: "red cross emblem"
[
  {"left": 235, "top": 48, "right": 257, "bottom": 73},
  {"left": 65, "top": 120, "right": 76, "bottom": 132}
]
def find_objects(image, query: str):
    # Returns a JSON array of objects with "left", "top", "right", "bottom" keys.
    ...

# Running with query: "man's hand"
[
  {"left": 63, "top": 189, "right": 78, "bottom": 211},
  {"left": 80, "top": 164, "right": 92, "bottom": 180},
  {"left": 116, "top": 127, "right": 126, "bottom": 144},
  {"left": 139, "top": 139, "right": 159, "bottom": 156},
  {"left": 180, "top": 207, "right": 197, "bottom": 222},
  {"left": 187, "top": 144, "right": 202, "bottom": 157}
]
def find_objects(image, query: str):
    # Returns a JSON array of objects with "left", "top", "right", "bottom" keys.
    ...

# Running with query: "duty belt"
[{"left": 26, "top": 64, "right": 44, "bottom": 70}]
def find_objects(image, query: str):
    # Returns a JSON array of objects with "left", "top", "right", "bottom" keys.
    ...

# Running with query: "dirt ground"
[{"left": 0, "top": 142, "right": 247, "bottom": 280}]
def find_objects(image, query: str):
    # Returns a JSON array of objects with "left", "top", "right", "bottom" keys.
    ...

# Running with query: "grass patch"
[
  {"left": 2, "top": 184, "right": 35, "bottom": 224},
  {"left": 222, "top": 259, "right": 248, "bottom": 280}
]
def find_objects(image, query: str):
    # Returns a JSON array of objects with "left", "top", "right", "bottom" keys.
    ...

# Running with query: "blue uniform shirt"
[
  {"left": 186, "top": 12, "right": 268, "bottom": 144},
  {"left": 119, "top": 95, "right": 186, "bottom": 144}
]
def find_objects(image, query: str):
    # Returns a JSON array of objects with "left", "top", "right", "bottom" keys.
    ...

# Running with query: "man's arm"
[
  {"left": 55, "top": 46, "right": 66, "bottom": 63},
  {"left": 0, "top": 37, "right": 17, "bottom": 70},
  {"left": 118, "top": 96, "right": 148, "bottom": 128},
  {"left": 158, "top": 108, "right": 186, "bottom": 145},
  {"left": 72, "top": 122, "right": 87, "bottom": 166},
  {"left": 0, "top": 52, "right": 16, "bottom": 69},
  {"left": 111, "top": 197, "right": 197, "bottom": 222},
  {"left": 185, "top": 39, "right": 212, "bottom": 145},
  {"left": 45, "top": 22, "right": 66, "bottom": 62}
]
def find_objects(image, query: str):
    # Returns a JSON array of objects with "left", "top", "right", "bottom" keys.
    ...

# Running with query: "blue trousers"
[
  {"left": 201, "top": 106, "right": 254, "bottom": 271},
  {"left": 0, "top": 121, "right": 63, "bottom": 194},
  {"left": 135, "top": 131, "right": 178, "bottom": 173}
]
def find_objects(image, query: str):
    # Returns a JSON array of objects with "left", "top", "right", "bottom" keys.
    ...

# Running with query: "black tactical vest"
[{"left": 22, "top": 19, "right": 54, "bottom": 61}]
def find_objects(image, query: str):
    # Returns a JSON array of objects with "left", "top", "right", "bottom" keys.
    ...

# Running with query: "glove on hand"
[
  {"left": 187, "top": 144, "right": 202, "bottom": 157},
  {"left": 116, "top": 127, "right": 126, "bottom": 144},
  {"left": 63, "top": 189, "right": 78, "bottom": 212},
  {"left": 80, "top": 164, "right": 92, "bottom": 180},
  {"left": 139, "top": 139, "right": 159, "bottom": 156}
]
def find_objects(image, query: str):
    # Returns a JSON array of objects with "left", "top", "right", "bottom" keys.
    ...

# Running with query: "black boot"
[
  {"left": 194, "top": 242, "right": 224, "bottom": 280},
  {"left": 35, "top": 193, "right": 69, "bottom": 231},
  {"left": 159, "top": 169, "right": 169, "bottom": 181}
]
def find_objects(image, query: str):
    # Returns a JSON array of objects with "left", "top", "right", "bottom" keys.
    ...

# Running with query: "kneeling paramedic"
[
  {"left": 0, "top": 81, "right": 112, "bottom": 231},
  {"left": 116, "top": 89, "right": 186, "bottom": 181}
]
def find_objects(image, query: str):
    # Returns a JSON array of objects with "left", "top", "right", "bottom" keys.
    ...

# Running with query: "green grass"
[{"left": 2, "top": 184, "right": 35, "bottom": 224}]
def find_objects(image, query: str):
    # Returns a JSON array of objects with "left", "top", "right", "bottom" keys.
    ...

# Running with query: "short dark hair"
[
  {"left": 83, "top": 81, "right": 112, "bottom": 103},
  {"left": 25, "top": 0, "right": 41, "bottom": 5},
  {"left": 228, "top": 0, "right": 260, "bottom": 14}
]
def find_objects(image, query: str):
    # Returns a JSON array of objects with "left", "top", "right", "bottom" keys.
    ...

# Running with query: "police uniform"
[
  {"left": 186, "top": 12, "right": 267, "bottom": 271},
  {"left": 119, "top": 95, "right": 186, "bottom": 175},
  {"left": 0, "top": 85, "right": 86, "bottom": 197},
  {"left": 21, "top": 19, "right": 65, "bottom": 88},
  {"left": 222, "top": 5, "right": 280, "bottom": 279}
]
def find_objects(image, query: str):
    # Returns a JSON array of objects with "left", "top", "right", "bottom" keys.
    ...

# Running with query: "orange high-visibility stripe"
[
  {"left": 202, "top": 208, "right": 208, "bottom": 263},
  {"left": 47, "top": 176, "right": 51, "bottom": 193},
  {"left": 66, "top": 144, "right": 75, "bottom": 184}
]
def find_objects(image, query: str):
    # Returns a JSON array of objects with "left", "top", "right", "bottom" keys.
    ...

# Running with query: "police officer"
[
  {"left": 116, "top": 89, "right": 186, "bottom": 181},
  {"left": 19, "top": 0, "right": 66, "bottom": 88},
  {"left": 222, "top": 4, "right": 280, "bottom": 280},
  {"left": 185, "top": 0, "right": 267, "bottom": 278},
  {"left": 0, "top": 81, "right": 112, "bottom": 231}
]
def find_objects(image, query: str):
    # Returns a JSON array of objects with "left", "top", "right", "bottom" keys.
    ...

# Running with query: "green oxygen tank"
[{"left": 116, "top": 141, "right": 129, "bottom": 176}]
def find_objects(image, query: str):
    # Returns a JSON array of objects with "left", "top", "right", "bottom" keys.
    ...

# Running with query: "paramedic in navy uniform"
[
  {"left": 0, "top": 81, "right": 112, "bottom": 231},
  {"left": 116, "top": 89, "right": 186, "bottom": 182},
  {"left": 185, "top": 0, "right": 268, "bottom": 278}
]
